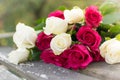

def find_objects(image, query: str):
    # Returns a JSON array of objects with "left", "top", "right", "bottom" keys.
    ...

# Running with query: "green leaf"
[
  {"left": 56, "top": 6, "right": 66, "bottom": 11},
  {"left": 105, "top": 37, "right": 111, "bottom": 41},
  {"left": 115, "top": 34, "right": 120, "bottom": 41},
  {"left": 102, "top": 12, "right": 120, "bottom": 24},
  {"left": 98, "top": 23, "right": 111, "bottom": 32},
  {"left": 100, "top": 0, "right": 120, "bottom": 24},
  {"left": 100, "top": 31, "right": 106, "bottom": 43},
  {"left": 34, "top": 18, "right": 46, "bottom": 31},
  {"left": 28, "top": 47, "right": 41, "bottom": 61},
  {"left": 34, "top": 23, "right": 45, "bottom": 31},
  {"left": 71, "top": 30, "right": 77, "bottom": 41},
  {"left": 35, "top": 18, "right": 46, "bottom": 24},
  {"left": 100, "top": 0, "right": 119, "bottom": 16},
  {"left": 100, "top": 31, "right": 106, "bottom": 37},
  {"left": 109, "top": 25, "right": 120, "bottom": 37}
]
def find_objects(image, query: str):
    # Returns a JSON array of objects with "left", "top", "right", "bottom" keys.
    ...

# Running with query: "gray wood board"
[
  {"left": 0, "top": 65, "right": 21, "bottom": 80},
  {"left": 0, "top": 47, "right": 100, "bottom": 80},
  {"left": 80, "top": 62, "right": 120, "bottom": 80}
]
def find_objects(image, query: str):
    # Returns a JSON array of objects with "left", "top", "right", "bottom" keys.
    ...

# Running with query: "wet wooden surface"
[
  {"left": 0, "top": 47, "right": 100, "bottom": 80},
  {"left": 1, "top": 47, "right": 120, "bottom": 80},
  {"left": 0, "top": 65, "right": 21, "bottom": 80}
]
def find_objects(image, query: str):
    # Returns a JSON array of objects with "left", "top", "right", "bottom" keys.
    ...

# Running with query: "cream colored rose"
[
  {"left": 100, "top": 39, "right": 116, "bottom": 58},
  {"left": 13, "top": 23, "right": 37, "bottom": 48},
  {"left": 105, "top": 40, "right": 120, "bottom": 64},
  {"left": 8, "top": 48, "right": 29, "bottom": 64},
  {"left": 64, "top": 6, "right": 84, "bottom": 24},
  {"left": 44, "top": 17, "right": 68, "bottom": 35},
  {"left": 100, "top": 39, "right": 120, "bottom": 64},
  {"left": 50, "top": 33, "right": 72, "bottom": 55}
]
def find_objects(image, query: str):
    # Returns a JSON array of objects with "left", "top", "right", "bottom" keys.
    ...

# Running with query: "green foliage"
[
  {"left": 71, "top": 30, "right": 77, "bottom": 41},
  {"left": 100, "top": 0, "right": 120, "bottom": 24},
  {"left": 103, "top": 12, "right": 120, "bottom": 24},
  {"left": 98, "top": 23, "right": 111, "bottom": 32},
  {"left": 34, "top": 18, "right": 46, "bottom": 31},
  {"left": 100, "top": 0, "right": 119, "bottom": 16},
  {"left": 98, "top": 24, "right": 120, "bottom": 42},
  {"left": 98, "top": 0, "right": 120, "bottom": 41},
  {"left": 97, "top": 24, "right": 110, "bottom": 41},
  {"left": 115, "top": 34, "right": 120, "bottom": 41},
  {"left": 109, "top": 25, "right": 120, "bottom": 37},
  {"left": 100, "top": 31, "right": 106, "bottom": 42},
  {"left": 98, "top": 24, "right": 111, "bottom": 42},
  {"left": 105, "top": 37, "right": 111, "bottom": 41},
  {"left": 57, "top": 6, "right": 66, "bottom": 11},
  {"left": 28, "top": 47, "right": 41, "bottom": 61},
  {"left": 35, "top": 18, "right": 46, "bottom": 24}
]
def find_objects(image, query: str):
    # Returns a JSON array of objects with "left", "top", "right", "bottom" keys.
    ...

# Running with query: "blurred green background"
[{"left": 0, "top": 0, "right": 106, "bottom": 47}]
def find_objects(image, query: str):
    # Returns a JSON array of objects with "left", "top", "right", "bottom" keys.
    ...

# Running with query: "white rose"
[
  {"left": 8, "top": 48, "right": 29, "bottom": 64},
  {"left": 100, "top": 39, "right": 116, "bottom": 58},
  {"left": 13, "top": 23, "right": 37, "bottom": 48},
  {"left": 44, "top": 17, "right": 68, "bottom": 35},
  {"left": 50, "top": 33, "right": 72, "bottom": 55},
  {"left": 64, "top": 6, "right": 84, "bottom": 24},
  {"left": 105, "top": 40, "right": 120, "bottom": 64},
  {"left": 100, "top": 39, "right": 120, "bottom": 64}
]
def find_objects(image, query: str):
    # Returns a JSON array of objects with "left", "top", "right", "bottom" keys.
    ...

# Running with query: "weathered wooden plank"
[
  {"left": 0, "top": 47, "right": 100, "bottom": 80},
  {"left": 0, "top": 65, "right": 21, "bottom": 80},
  {"left": 0, "top": 54, "right": 100, "bottom": 80},
  {"left": 80, "top": 62, "right": 120, "bottom": 80},
  {"left": 3, "top": 46, "right": 120, "bottom": 80},
  {"left": 0, "top": 54, "right": 38, "bottom": 80}
]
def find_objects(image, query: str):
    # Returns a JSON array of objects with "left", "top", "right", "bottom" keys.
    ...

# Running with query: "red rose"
[
  {"left": 76, "top": 26, "right": 101, "bottom": 49},
  {"left": 89, "top": 48, "right": 104, "bottom": 62},
  {"left": 36, "top": 32, "right": 53, "bottom": 51},
  {"left": 40, "top": 49, "right": 64, "bottom": 67},
  {"left": 60, "top": 44, "right": 93, "bottom": 70},
  {"left": 85, "top": 6, "right": 102, "bottom": 28},
  {"left": 48, "top": 10, "right": 64, "bottom": 19}
]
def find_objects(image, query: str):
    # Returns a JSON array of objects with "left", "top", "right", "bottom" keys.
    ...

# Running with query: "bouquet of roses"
[{"left": 8, "top": 1, "right": 120, "bottom": 70}]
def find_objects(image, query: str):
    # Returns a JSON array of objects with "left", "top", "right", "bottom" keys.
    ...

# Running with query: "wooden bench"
[
  {"left": 1, "top": 47, "right": 120, "bottom": 80},
  {"left": 0, "top": 47, "right": 100, "bottom": 80}
]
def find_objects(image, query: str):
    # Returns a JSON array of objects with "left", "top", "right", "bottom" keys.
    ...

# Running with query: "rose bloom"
[
  {"left": 89, "top": 48, "right": 104, "bottom": 62},
  {"left": 85, "top": 6, "right": 102, "bottom": 28},
  {"left": 40, "top": 49, "right": 64, "bottom": 67},
  {"left": 8, "top": 48, "right": 29, "bottom": 65},
  {"left": 13, "top": 23, "right": 37, "bottom": 49},
  {"left": 100, "top": 39, "right": 116, "bottom": 58},
  {"left": 50, "top": 33, "right": 72, "bottom": 55},
  {"left": 76, "top": 26, "right": 101, "bottom": 49},
  {"left": 60, "top": 44, "right": 93, "bottom": 70},
  {"left": 64, "top": 6, "right": 84, "bottom": 24},
  {"left": 100, "top": 39, "right": 120, "bottom": 64},
  {"left": 36, "top": 32, "right": 53, "bottom": 51},
  {"left": 44, "top": 17, "right": 68, "bottom": 35},
  {"left": 48, "top": 10, "right": 64, "bottom": 19}
]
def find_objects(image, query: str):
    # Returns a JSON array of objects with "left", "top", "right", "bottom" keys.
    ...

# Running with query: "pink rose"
[
  {"left": 36, "top": 32, "right": 53, "bottom": 51},
  {"left": 48, "top": 10, "right": 64, "bottom": 19},
  {"left": 85, "top": 6, "right": 102, "bottom": 28},
  {"left": 89, "top": 48, "right": 104, "bottom": 62},
  {"left": 76, "top": 26, "right": 101, "bottom": 49},
  {"left": 60, "top": 44, "right": 93, "bottom": 70},
  {"left": 40, "top": 49, "right": 64, "bottom": 67}
]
